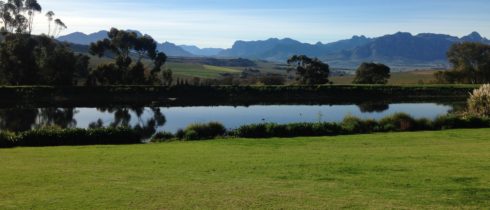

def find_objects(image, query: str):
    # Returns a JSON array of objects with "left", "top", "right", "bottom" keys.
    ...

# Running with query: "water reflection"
[
  {"left": 0, "top": 103, "right": 462, "bottom": 135},
  {"left": 356, "top": 103, "right": 390, "bottom": 113},
  {"left": 88, "top": 107, "right": 166, "bottom": 139}
]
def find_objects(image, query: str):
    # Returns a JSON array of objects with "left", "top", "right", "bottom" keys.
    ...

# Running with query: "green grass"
[
  {"left": 166, "top": 62, "right": 240, "bottom": 79},
  {"left": 1, "top": 129, "right": 489, "bottom": 209}
]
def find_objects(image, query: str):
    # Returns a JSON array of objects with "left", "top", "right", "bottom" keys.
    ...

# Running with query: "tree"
[
  {"left": 89, "top": 28, "right": 167, "bottom": 85},
  {"left": 53, "top": 18, "right": 66, "bottom": 37},
  {"left": 438, "top": 42, "right": 490, "bottom": 84},
  {"left": 0, "top": 34, "right": 89, "bottom": 85},
  {"left": 161, "top": 68, "right": 173, "bottom": 86},
  {"left": 45, "top": 10, "right": 54, "bottom": 36},
  {"left": 353, "top": 62, "right": 391, "bottom": 84},
  {"left": 25, "top": 0, "right": 41, "bottom": 34},
  {"left": 0, "top": 0, "right": 41, "bottom": 33},
  {"left": 287, "top": 55, "right": 330, "bottom": 85}
]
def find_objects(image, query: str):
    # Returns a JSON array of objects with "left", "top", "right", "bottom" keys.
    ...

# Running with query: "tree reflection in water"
[
  {"left": 0, "top": 107, "right": 166, "bottom": 139},
  {"left": 89, "top": 107, "right": 166, "bottom": 139},
  {"left": 356, "top": 103, "right": 390, "bottom": 113}
]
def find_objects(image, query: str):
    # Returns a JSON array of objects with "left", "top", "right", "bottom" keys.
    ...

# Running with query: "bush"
[
  {"left": 378, "top": 113, "right": 416, "bottom": 132},
  {"left": 175, "top": 129, "right": 185, "bottom": 140},
  {"left": 341, "top": 115, "right": 377, "bottom": 134},
  {"left": 182, "top": 122, "right": 226, "bottom": 140},
  {"left": 17, "top": 127, "right": 141, "bottom": 147},
  {"left": 0, "top": 131, "right": 19, "bottom": 148},
  {"left": 183, "top": 130, "right": 199, "bottom": 141},
  {"left": 233, "top": 124, "right": 269, "bottom": 138},
  {"left": 151, "top": 131, "right": 175, "bottom": 142},
  {"left": 468, "top": 84, "right": 490, "bottom": 116},
  {"left": 433, "top": 115, "right": 490, "bottom": 130}
]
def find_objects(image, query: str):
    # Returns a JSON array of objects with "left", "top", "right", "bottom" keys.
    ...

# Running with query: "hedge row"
[
  {"left": 232, "top": 114, "right": 490, "bottom": 138},
  {"left": 0, "top": 127, "right": 141, "bottom": 148},
  {"left": 151, "top": 114, "right": 490, "bottom": 142}
]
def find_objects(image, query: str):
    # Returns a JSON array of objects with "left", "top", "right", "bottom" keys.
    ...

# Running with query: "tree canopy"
[
  {"left": 436, "top": 42, "right": 490, "bottom": 84},
  {"left": 88, "top": 28, "right": 168, "bottom": 85},
  {"left": 287, "top": 55, "right": 330, "bottom": 85},
  {"left": 0, "top": 34, "right": 89, "bottom": 85},
  {"left": 353, "top": 62, "right": 391, "bottom": 84}
]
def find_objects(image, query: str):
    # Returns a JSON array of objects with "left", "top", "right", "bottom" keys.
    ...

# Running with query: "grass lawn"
[
  {"left": 1, "top": 129, "right": 489, "bottom": 209},
  {"left": 166, "top": 62, "right": 240, "bottom": 79}
]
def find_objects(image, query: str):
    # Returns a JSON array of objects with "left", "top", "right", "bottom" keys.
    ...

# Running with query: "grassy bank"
[{"left": 1, "top": 129, "right": 489, "bottom": 209}]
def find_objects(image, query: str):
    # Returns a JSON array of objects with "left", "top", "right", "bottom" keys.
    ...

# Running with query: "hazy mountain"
[
  {"left": 219, "top": 36, "right": 372, "bottom": 61},
  {"left": 58, "top": 31, "right": 108, "bottom": 45},
  {"left": 179, "top": 45, "right": 224, "bottom": 56},
  {"left": 158, "top": 42, "right": 194, "bottom": 57},
  {"left": 58, "top": 30, "right": 194, "bottom": 57},
  {"left": 343, "top": 32, "right": 490, "bottom": 63},
  {"left": 59, "top": 30, "right": 490, "bottom": 69},
  {"left": 218, "top": 32, "right": 489, "bottom": 69}
]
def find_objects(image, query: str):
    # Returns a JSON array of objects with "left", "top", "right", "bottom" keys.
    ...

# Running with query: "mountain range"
[{"left": 58, "top": 30, "right": 490, "bottom": 69}]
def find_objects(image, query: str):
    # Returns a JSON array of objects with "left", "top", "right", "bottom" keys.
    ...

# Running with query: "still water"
[{"left": 0, "top": 103, "right": 458, "bottom": 137}]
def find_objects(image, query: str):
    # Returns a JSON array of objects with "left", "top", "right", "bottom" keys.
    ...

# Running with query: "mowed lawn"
[{"left": 1, "top": 129, "right": 489, "bottom": 209}]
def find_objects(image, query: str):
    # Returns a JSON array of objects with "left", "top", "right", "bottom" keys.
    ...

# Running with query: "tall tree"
[
  {"left": 53, "top": 18, "right": 66, "bottom": 37},
  {"left": 287, "top": 55, "right": 330, "bottom": 85},
  {"left": 446, "top": 42, "right": 490, "bottom": 84},
  {"left": 25, "top": 0, "right": 41, "bottom": 34},
  {"left": 45, "top": 10, "right": 54, "bottom": 36},
  {"left": 89, "top": 28, "right": 167, "bottom": 85}
]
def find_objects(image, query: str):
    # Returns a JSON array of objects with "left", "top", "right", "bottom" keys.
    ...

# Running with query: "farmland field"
[{"left": 1, "top": 129, "right": 489, "bottom": 209}]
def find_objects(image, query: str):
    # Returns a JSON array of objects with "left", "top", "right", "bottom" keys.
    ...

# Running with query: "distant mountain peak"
[{"left": 462, "top": 31, "right": 484, "bottom": 42}]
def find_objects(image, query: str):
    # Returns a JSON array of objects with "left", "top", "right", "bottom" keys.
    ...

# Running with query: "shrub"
[
  {"left": 183, "top": 122, "right": 226, "bottom": 140},
  {"left": 17, "top": 127, "right": 141, "bottom": 147},
  {"left": 0, "top": 131, "right": 19, "bottom": 148},
  {"left": 378, "top": 113, "right": 416, "bottom": 132},
  {"left": 341, "top": 115, "right": 374, "bottom": 133},
  {"left": 468, "top": 84, "right": 490, "bottom": 116},
  {"left": 233, "top": 124, "right": 269, "bottom": 138},
  {"left": 175, "top": 129, "right": 185, "bottom": 140},
  {"left": 434, "top": 114, "right": 490, "bottom": 129},
  {"left": 183, "top": 130, "right": 199, "bottom": 141},
  {"left": 151, "top": 131, "right": 175, "bottom": 142}
]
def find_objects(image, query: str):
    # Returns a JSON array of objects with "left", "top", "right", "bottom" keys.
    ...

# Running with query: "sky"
[{"left": 32, "top": 0, "right": 490, "bottom": 48}]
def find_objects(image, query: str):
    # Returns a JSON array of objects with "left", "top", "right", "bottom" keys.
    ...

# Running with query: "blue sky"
[{"left": 33, "top": 0, "right": 490, "bottom": 48}]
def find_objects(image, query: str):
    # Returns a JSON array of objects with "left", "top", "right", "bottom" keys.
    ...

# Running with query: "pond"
[{"left": 0, "top": 102, "right": 463, "bottom": 138}]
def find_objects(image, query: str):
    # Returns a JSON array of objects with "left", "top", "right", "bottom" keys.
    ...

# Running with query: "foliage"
[
  {"left": 89, "top": 28, "right": 167, "bottom": 85},
  {"left": 436, "top": 43, "right": 490, "bottom": 84},
  {"left": 287, "top": 55, "right": 330, "bottom": 85},
  {"left": 467, "top": 84, "right": 490, "bottom": 116},
  {"left": 0, "top": 127, "right": 141, "bottom": 147},
  {"left": 151, "top": 131, "right": 175, "bottom": 142},
  {"left": 0, "top": 131, "right": 18, "bottom": 148},
  {"left": 0, "top": 34, "right": 89, "bottom": 85},
  {"left": 259, "top": 74, "right": 285, "bottom": 85},
  {"left": 180, "top": 122, "right": 226, "bottom": 140},
  {"left": 233, "top": 113, "right": 490, "bottom": 139},
  {"left": 353, "top": 62, "right": 391, "bottom": 84}
]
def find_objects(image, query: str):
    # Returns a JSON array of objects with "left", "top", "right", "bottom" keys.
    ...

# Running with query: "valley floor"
[{"left": 1, "top": 129, "right": 489, "bottom": 209}]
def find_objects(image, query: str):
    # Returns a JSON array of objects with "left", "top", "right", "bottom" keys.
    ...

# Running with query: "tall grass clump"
[{"left": 468, "top": 84, "right": 490, "bottom": 116}]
